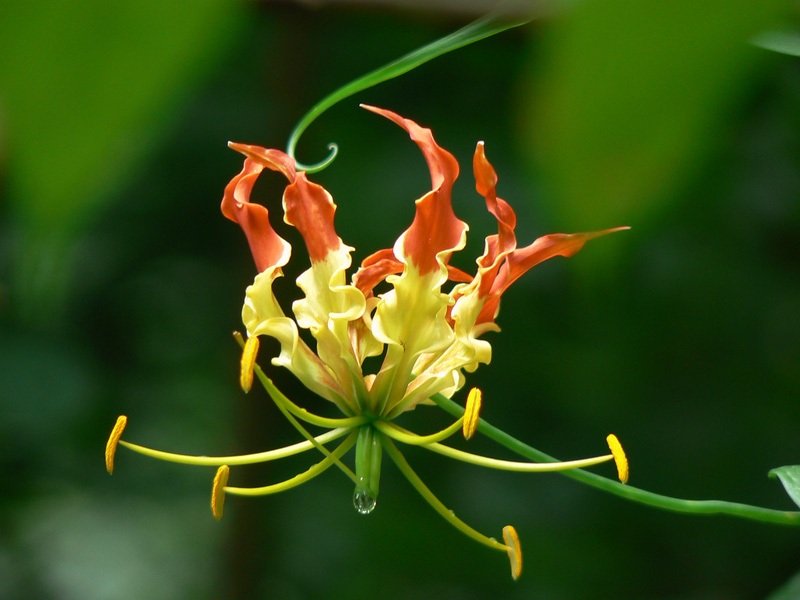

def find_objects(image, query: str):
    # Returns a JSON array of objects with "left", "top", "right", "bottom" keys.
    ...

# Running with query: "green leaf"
[
  {"left": 0, "top": 0, "right": 245, "bottom": 232},
  {"left": 765, "top": 569, "right": 800, "bottom": 600},
  {"left": 769, "top": 465, "right": 800, "bottom": 509},
  {"left": 752, "top": 29, "right": 800, "bottom": 57},
  {"left": 0, "top": 0, "right": 246, "bottom": 322},
  {"left": 521, "top": 0, "right": 788, "bottom": 230}
]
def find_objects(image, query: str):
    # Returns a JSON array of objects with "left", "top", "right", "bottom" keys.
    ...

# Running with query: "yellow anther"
[
  {"left": 502, "top": 525, "right": 522, "bottom": 580},
  {"left": 606, "top": 433, "right": 629, "bottom": 484},
  {"left": 462, "top": 387, "right": 482, "bottom": 441},
  {"left": 105, "top": 415, "right": 127, "bottom": 474},
  {"left": 240, "top": 335, "right": 260, "bottom": 393},
  {"left": 211, "top": 465, "right": 230, "bottom": 520}
]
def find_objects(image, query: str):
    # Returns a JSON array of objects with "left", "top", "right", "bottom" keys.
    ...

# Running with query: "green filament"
[{"left": 225, "top": 432, "right": 358, "bottom": 496}]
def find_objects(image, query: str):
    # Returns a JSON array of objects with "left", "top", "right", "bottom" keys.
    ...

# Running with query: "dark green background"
[{"left": 2, "top": 1, "right": 799, "bottom": 598}]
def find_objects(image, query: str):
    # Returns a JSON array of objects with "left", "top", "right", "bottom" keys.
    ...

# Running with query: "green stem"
[
  {"left": 286, "top": 12, "right": 529, "bottom": 172},
  {"left": 355, "top": 424, "right": 383, "bottom": 498},
  {"left": 432, "top": 393, "right": 800, "bottom": 526}
]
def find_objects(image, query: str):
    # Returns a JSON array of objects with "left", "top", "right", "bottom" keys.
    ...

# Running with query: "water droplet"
[{"left": 353, "top": 486, "right": 377, "bottom": 515}]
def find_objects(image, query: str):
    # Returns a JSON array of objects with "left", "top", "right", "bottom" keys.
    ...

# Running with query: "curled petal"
[
  {"left": 362, "top": 106, "right": 473, "bottom": 413},
  {"left": 283, "top": 172, "right": 344, "bottom": 264},
  {"left": 228, "top": 142, "right": 296, "bottom": 180},
  {"left": 476, "top": 228, "right": 628, "bottom": 327},
  {"left": 292, "top": 251, "right": 371, "bottom": 406},
  {"left": 362, "top": 105, "right": 467, "bottom": 277},
  {"left": 442, "top": 143, "right": 519, "bottom": 338},
  {"left": 354, "top": 248, "right": 471, "bottom": 298},
  {"left": 470, "top": 143, "right": 629, "bottom": 327},
  {"left": 474, "top": 142, "right": 517, "bottom": 265},
  {"left": 276, "top": 165, "right": 371, "bottom": 405},
  {"left": 221, "top": 157, "right": 292, "bottom": 274},
  {"left": 353, "top": 248, "right": 403, "bottom": 297},
  {"left": 243, "top": 269, "right": 349, "bottom": 411}
]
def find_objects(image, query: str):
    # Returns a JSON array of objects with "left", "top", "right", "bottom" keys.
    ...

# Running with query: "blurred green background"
[{"left": 1, "top": 1, "right": 799, "bottom": 598}]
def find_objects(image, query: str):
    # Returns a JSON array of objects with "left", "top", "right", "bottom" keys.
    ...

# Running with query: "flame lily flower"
[{"left": 107, "top": 106, "right": 628, "bottom": 579}]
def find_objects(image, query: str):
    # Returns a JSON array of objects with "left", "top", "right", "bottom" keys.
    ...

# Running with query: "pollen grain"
[
  {"left": 105, "top": 415, "right": 128, "bottom": 475},
  {"left": 502, "top": 525, "right": 522, "bottom": 580},
  {"left": 462, "top": 387, "right": 482, "bottom": 441},
  {"left": 240, "top": 335, "right": 260, "bottom": 393},
  {"left": 212, "top": 465, "right": 231, "bottom": 520},
  {"left": 606, "top": 434, "right": 629, "bottom": 484}
]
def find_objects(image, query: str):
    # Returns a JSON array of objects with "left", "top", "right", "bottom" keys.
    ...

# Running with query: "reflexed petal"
[
  {"left": 283, "top": 171, "right": 343, "bottom": 264},
  {"left": 362, "top": 106, "right": 471, "bottom": 412},
  {"left": 468, "top": 142, "right": 628, "bottom": 328},
  {"left": 354, "top": 248, "right": 471, "bottom": 298},
  {"left": 362, "top": 105, "right": 468, "bottom": 277},
  {"left": 221, "top": 157, "right": 292, "bottom": 274},
  {"left": 243, "top": 269, "right": 349, "bottom": 411},
  {"left": 372, "top": 267, "right": 457, "bottom": 413},
  {"left": 353, "top": 248, "right": 403, "bottom": 297},
  {"left": 277, "top": 153, "right": 373, "bottom": 405},
  {"left": 476, "top": 228, "right": 628, "bottom": 327},
  {"left": 228, "top": 142, "right": 296, "bottom": 180},
  {"left": 293, "top": 252, "right": 371, "bottom": 406}
]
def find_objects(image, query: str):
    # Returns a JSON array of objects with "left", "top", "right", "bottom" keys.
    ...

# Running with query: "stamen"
[
  {"left": 240, "top": 335, "right": 260, "bottom": 393},
  {"left": 502, "top": 525, "right": 522, "bottom": 580},
  {"left": 423, "top": 441, "right": 615, "bottom": 472},
  {"left": 211, "top": 465, "right": 230, "bottom": 520},
  {"left": 373, "top": 419, "right": 463, "bottom": 446},
  {"left": 268, "top": 388, "right": 359, "bottom": 485},
  {"left": 379, "top": 433, "right": 508, "bottom": 553},
  {"left": 463, "top": 387, "right": 482, "bottom": 441},
  {"left": 117, "top": 427, "right": 352, "bottom": 466},
  {"left": 606, "top": 434, "right": 629, "bottom": 484},
  {"left": 105, "top": 415, "right": 128, "bottom": 474},
  {"left": 234, "top": 330, "right": 362, "bottom": 427},
  {"left": 225, "top": 431, "right": 358, "bottom": 496}
]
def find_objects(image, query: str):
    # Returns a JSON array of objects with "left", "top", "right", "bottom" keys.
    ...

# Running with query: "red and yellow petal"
[
  {"left": 475, "top": 228, "right": 628, "bottom": 327},
  {"left": 362, "top": 105, "right": 468, "bottom": 277}
]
